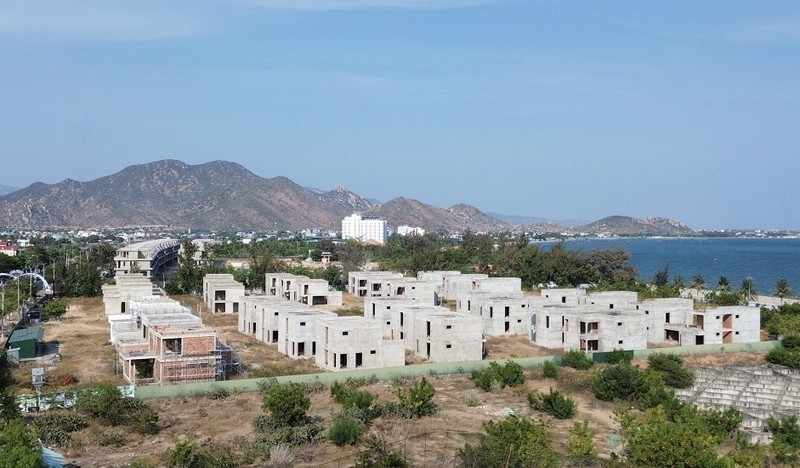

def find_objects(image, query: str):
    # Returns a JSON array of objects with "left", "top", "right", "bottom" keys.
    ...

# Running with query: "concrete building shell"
[
  {"left": 277, "top": 309, "right": 337, "bottom": 359},
  {"left": 113, "top": 239, "right": 180, "bottom": 278},
  {"left": 202, "top": 274, "right": 245, "bottom": 314},
  {"left": 457, "top": 291, "right": 532, "bottom": 336},
  {"left": 315, "top": 316, "right": 405, "bottom": 371}
]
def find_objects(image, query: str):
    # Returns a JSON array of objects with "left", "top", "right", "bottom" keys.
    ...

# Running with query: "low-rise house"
[
  {"left": 315, "top": 316, "right": 405, "bottom": 371},
  {"left": 297, "top": 278, "right": 343, "bottom": 306},
  {"left": 203, "top": 274, "right": 245, "bottom": 314},
  {"left": 442, "top": 274, "right": 488, "bottom": 301},
  {"left": 411, "top": 309, "right": 483, "bottom": 362},
  {"left": 458, "top": 291, "right": 532, "bottom": 336},
  {"left": 101, "top": 273, "right": 158, "bottom": 315},
  {"left": 277, "top": 309, "right": 337, "bottom": 359},
  {"left": 348, "top": 271, "right": 403, "bottom": 297}
]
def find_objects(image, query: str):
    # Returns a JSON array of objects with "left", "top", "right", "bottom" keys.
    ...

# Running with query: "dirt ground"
[{"left": 51, "top": 367, "right": 622, "bottom": 467}]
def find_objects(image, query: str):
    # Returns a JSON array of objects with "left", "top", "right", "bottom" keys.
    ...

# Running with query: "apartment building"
[{"left": 341, "top": 213, "right": 388, "bottom": 245}]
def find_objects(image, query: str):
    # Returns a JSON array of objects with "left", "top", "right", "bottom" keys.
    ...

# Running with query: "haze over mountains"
[{"left": 0, "top": 159, "right": 695, "bottom": 235}]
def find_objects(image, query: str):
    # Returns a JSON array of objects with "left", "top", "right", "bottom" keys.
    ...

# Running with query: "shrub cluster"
[
  {"left": 646, "top": 353, "right": 694, "bottom": 389},
  {"left": 33, "top": 411, "right": 86, "bottom": 446},
  {"left": 560, "top": 350, "right": 594, "bottom": 370},
  {"left": 75, "top": 383, "right": 159, "bottom": 435},
  {"left": 528, "top": 388, "right": 576, "bottom": 419},
  {"left": 470, "top": 361, "right": 525, "bottom": 391}
]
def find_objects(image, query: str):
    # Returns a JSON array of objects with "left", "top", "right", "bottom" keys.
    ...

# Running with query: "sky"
[{"left": 1, "top": 1, "right": 798, "bottom": 230}]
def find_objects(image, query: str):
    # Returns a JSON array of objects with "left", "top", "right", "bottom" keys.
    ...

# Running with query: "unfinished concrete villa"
[{"left": 103, "top": 274, "right": 232, "bottom": 385}]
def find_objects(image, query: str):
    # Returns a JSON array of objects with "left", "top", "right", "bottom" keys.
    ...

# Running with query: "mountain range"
[{"left": 0, "top": 159, "right": 695, "bottom": 235}]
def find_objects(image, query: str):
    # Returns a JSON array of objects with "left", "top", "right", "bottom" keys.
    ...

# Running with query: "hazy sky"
[{"left": 1, "top": 1, "right": 798, "bottom": 230}]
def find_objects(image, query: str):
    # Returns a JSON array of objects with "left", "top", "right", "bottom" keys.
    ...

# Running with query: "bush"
[
  {"left": 605, "top": 348, "right": 633, "bottom": 365},
  {"left": 395, "top": 377, "right": 437, "bottom": 418},
  {"left": 354, "top": 435, "right": 409, "bottom": 468},
  {"left": 768, "top": 415, "right": 800, "bottom": 464},
  {"left": 470, "top": 361, "right": 526, "bottom": 392},
  {"left": 328, "top": 411, "right": 364, "bottom": 446},
  {"left": 528, "top": 388, "right": 576, "bottom": 419},
  {"left": 331, "top": 381, "right": 376, "bottom": 413},
  {"left": 459, "top": 417, "right": 560, "bottom": 468},
  {"left": 568, "top": 420, "right": 596, "bottom": 467},
  {"left": 647, "top": 353, "right": 694, "bottom": 389},
  {"left": 261, "top": 383, "right": 310, "bottom": 427},
  {"left": 561, "top": 350, "right": 593, "bottom": 370},
  {"left": 75, "top": 383, "right": 159, "bottom": 434},
  {"left": 34, "top": 411, "right": 86, "bottom": 446},
  {"left": 465, "top": 394, "right": 479, "bottom": 407},
  {"left": 592, "top": 364, "right": 652, "bottom": 403},
  {"left": 541, "top": 360, "right": 558, "bottom": 378}
]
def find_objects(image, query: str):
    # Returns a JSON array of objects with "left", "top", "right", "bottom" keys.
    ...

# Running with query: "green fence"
[{"left": 133, "top": 340, "right": 780, "bottom": 400}]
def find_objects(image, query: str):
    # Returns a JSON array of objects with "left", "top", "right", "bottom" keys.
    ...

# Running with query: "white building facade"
[{"left": 341, "top": 213, "right": 388, "bottom": 245}]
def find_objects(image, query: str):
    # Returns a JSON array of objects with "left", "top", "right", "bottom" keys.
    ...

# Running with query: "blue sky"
[{"left": 1, "top": 1, "right": 798, "bottom": 230}]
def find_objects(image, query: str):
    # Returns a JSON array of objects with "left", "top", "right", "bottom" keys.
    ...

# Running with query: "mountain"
[
  {"left": 0, "top": 160, "right": 375, "bottom": 230},
  {"left": 574, "top": 216, "right": 696, "bottom": 237},
  {"left": 0, "top": 184, "right": 18, "bottom": 196},
  {"left": 364, "top": 198, "right": 510, "bottom": 232},
  {"left": 0, "top": 160, "right": 508, "bottom": 232}
]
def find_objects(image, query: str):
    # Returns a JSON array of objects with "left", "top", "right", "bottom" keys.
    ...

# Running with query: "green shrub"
[
  {"left": 395, "top": 378, "right": 437, "bottom": 418},
  {"left": 592, "top": 364, "right": 651, "bottom": 403},
  {"left": 568, "top": 420, "right": 596, "bottom": 467},
  {"left": 34, "top": 411, "right": 86, "bottom": 446},
  {"left": 647, "top": 353, "right": 694, "bottom": 389},
  {"left": 354, "top": 435, "right": 409, "bottom": 468},
  {"left": 75, "top": 383, "right": 159, "bottom": 434},
  {"left": 328, "top": 412, "right": 364, "bottom": 446},
  {"left": 459, "top": 417, "right": 560, "bottom": 468},
  {"left": 331, "top": 381, "right": 376, "bottom": 413},
  {"left": 605, "top": 348, "right": 633, "bottom": 365},
  {"left": 470, "top": 361, "right": 526, "bottom": 392},
  {"left": 768, "top": 415, "right": 800, "bottom": 464},
  {"left": 561, "top": 350, "right": 593, "bottom": 370},
  {"left": 528, "top": 388, "right": 576, "bottom": 419},
  {"left": 465, "top": 394, "right": 479, "bottom": 407},
  {"left": 261, "top": 382, "right": 310, "bottom": 427},
  {"left": 541, "top": 360, "right": 558, "bottom": 378}
]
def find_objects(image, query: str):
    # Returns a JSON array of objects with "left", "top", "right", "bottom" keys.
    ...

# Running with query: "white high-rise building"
[{"left": 342, "top": 213, "right": 388, "bottom": 245}]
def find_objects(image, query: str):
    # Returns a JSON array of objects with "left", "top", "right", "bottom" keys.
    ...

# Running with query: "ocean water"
[{"left": 546, "top": 237, "right": 800, "bottom": 294}]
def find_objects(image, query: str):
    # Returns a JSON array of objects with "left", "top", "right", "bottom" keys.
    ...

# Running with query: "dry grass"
[
  {"left": 11, "top": 297, "right": 124, "bottom": 392},
  {"left": 484, "top": 335, "right": 563, "bottom": 360}
]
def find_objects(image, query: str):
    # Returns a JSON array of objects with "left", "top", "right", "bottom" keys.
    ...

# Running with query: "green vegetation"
[
  {"left": 541, "top": 359, "right": 558, "bottom": 378},
  {"left": 328, "top": 411, "right": 365, "bottom": 446},
  {"left": 33, "top": 411, "right": 86, "bottom": 446},
  {"left": 568, "top": 420, "right": 597, "bottom": 467},
  {"left": 470, "top": 360, "right": 525, "bottom": 391},
  {"left": 260, "top": 382, "right": 311, "bottom": 427},
  {"left": 75, "top": 383, "right": 159, "bottom": 435},
  {"left": 459, "top": 416, "right": 560, "bottom": 468},
  {"left": 647, "top": 353, "right": 695, "bottom": 389},
  {"left": 353, "top": 435, "right": 410, "bottom": 468},
  {"left": 527, "top": 388, "right": 576, "bottom": 419},
  {"left": 560, "top": 349, "right": 594, "bottom": 370}
]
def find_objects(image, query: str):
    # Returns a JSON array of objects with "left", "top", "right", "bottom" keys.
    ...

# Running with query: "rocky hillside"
[
  {"left": 574, "top": 216, "right": 696, "bottom": 236},
  {"left": 0, "top": 160, "right": 509, "bottom": 231},
  {"left": 364, "top": 198, "right": 510, "bottom": 233},
  {"left": 0, "top": 160, "right": 377, "bottom": 230}
]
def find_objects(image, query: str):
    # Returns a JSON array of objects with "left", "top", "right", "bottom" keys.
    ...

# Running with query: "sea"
[{"left": 543, "top": 237, "right": 800, "bottom": 294}]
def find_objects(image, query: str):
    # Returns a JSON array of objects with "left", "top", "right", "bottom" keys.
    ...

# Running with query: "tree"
[
  {"left": 0, "top": 419, "right": 43, "bottom": 468},
  {"left": 652, "top": 264, "right": 670, "bottom": 287},
  {"left": 261, "top": 383, "right": 310, "bottom": 427},
  {"left": 568, "top": 420, "right": 597, "bottom": 467},
  {"left": 774, "top": 278, "right": 795, "bottom": 304},
  {"left": 459, "top": 416, "right": 560, "bottom": 468},
  {"left": 646, "top": 353, "right": 694, "bottom": 389},
  {"left": 43, "top": 299, "right": 68, "bottom": 320},
  {"left": 716, "top": 276, "right": 731, "bottom": 293},
  {"left": 395, "top": 377, "right": 436, "bottom": 418},
  {"left": 691, "top": 274, "right": 706, "bottom": 296},
  {"left": 622, "top": 407, "right": 728, "bottom": 468},
  {"left": 739, "top": 277, "right": 757, "bottom": 303}
]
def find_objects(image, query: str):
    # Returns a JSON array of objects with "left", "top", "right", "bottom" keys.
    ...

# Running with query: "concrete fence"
[{"left": 133, "top": 340, "right": 781, "bottom": 400}]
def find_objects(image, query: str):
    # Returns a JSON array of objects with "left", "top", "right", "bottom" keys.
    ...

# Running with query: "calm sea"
[{"left": 544, "top": 237, "right": 800, "bottom": 294}]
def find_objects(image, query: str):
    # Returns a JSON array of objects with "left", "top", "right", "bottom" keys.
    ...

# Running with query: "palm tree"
[
  {"left": 691, "top": 274, "right": 706, "bottom": 298},
  {"left": 717, "top": 276, "right": 731, "bottom": 293},
  {"left": 739, "top": 277, "right": 757, "bottom": 303},
  {"left": 773, "top": 278, "right": 795, "bottom": 304}
]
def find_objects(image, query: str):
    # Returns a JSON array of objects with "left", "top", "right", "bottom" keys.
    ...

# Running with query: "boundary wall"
[{"left": 134, "top": 340, "right": 780, "bottom": 400}]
